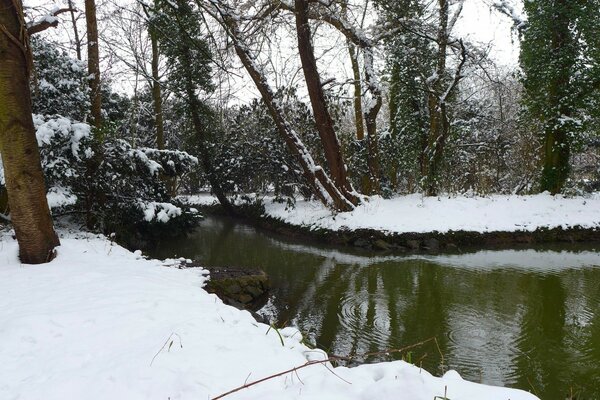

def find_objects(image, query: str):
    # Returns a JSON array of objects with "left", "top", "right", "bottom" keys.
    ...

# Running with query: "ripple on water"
[
  {"left": 337, "top": 292, "right": 397, "bottom": 354},
  {"left": 446, "top": 306, "right": 525, "bottom": 386}
]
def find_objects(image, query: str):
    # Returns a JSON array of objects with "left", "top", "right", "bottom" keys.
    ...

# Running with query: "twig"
[
  {"left": 150, "top": 332, "right": 183, "bottom": 366},
  {"left": 211, "top": 337, "right": 437, "bottom": 400}
]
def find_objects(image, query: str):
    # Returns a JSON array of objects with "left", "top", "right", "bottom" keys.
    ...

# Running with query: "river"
[{"left": 149, "top": 215, "right": 600, "bottom": 400}]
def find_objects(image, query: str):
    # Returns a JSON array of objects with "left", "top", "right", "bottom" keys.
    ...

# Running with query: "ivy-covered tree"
[
  {"left": 375, "top": 0, "right": 434, "bottom": 192},
  {"left": 150, "top": 0, "right": 234, "bottom": 212},
  {"left": 520, "top": 0, "right": 600, "bottom": 194}
]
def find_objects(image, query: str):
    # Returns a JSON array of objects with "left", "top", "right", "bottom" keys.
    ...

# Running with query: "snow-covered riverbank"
[
  {"left": 0, "top": 230, "right": 538, "bottom": 400},
  {"left": 184, "top": 192, "right": 600, "bottom": 234},
  {"left": 264, "top": 193, "right": 600, "bottom": 234}
]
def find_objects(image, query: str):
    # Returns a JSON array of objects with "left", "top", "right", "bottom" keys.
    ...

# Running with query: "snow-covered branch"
[{"left": 27, "top": 8, "right": 76, "bottom": 36}]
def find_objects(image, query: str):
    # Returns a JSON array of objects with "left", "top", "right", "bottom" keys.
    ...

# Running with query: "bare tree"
[
  {"left": 294, "top": 0, "right": 359, "bottom": 204},
  {"left": 204, "top": 1, "right": 358, "bottom": 211},
  {"left": 85, "top": 0, "right": 102, "bottom": 128}
]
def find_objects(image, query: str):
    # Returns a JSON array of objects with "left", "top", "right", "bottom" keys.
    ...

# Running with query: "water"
[{"left": 149, "top": 216, "right": 600, "bottom": 400}]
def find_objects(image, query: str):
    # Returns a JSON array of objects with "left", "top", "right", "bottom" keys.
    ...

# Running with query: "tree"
[
  {"left": 154, "top": 0, "right": 235, "bottom": 212},
  {"left": 30, "top": 37, "right": 90, "bottom": 121},
  {"left": 0, "top": 0, "right": 60, "bottom": 264},
  {"left": 521, "top": 0, "right": 600, "bottom": 194},
  {"left": 85, "top": 0, "right": 102, "bottom": 128},
  {"left": 375, "top": 0, "right": 433, "bottom": 191},
  {"left": 204, "top": 2, "right": 358, "bottom": 212},
  {"left": 294, "top": 0, "right": 360, "bottom": 204}
]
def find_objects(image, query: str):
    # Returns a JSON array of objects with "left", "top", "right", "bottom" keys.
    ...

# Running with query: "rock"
[
  {"left": 406, "top": 239, "right": 421, "bottom": 250},
  {"left": 373, "top": 239, "right": 392, "bottom": 251},
  {"left": 353, "top": 238, "right": 371, "bottom": 248},
  {"left": 424, "top": 238, "right": 440, "bottom": 251},
  {"left": 238, "top": 294, "right": 253, "bottom": 304},
  {"left": 205, "top": 267, "right": 270, "bottom": 311},
  {"left": 246, "top": 285, "right": 264, "bottom": 298},
  {"left": 226, "top": 283, "right": 242, "bottom": 294}
]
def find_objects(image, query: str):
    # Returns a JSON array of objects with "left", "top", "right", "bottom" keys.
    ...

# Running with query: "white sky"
[
  {"left": 26, "top": 0, "right": 524, "bottom": 102},
  {"left": 457, "top": 0, "right": 522, "bottom": 66}
]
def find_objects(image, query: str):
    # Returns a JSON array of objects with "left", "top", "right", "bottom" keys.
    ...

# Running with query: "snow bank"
[
  {"left": 264, "top": 193, "right": 600, "bottom": 234},
  {"left": 0, "top": 232, "right": 538, "bottom": 400}
]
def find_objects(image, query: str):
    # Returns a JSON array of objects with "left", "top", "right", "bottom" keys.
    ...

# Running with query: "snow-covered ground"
[
  {"left": 262, "top": 193, "right": 600, "bottom": 234},
  {"left": 0, "top": 231, "right": 539, "bottom": 400}
]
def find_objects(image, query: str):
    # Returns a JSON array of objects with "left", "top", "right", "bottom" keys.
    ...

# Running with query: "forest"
[
  {"left": 1, "top": 0, "right": 600, "bottom": 261},
  {"left": 1, "top": 0, "right": 600, "bottom": 399}
]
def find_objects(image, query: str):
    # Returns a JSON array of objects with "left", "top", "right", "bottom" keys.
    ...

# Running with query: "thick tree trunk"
[
  {"left": 540, "top": 127, "right": 570, "bottom": 194},
  {"left": 540, "top": 0, "right": 571, "bottom": 195},
  {"left": 85, "top": 0, "right": 102, "bottom": 128},
  {"left": 294, "top": 0, "right": 359, "bottom": 205},
  {"left": 0, "top": 0, "right": 60, "bottom": 263}
]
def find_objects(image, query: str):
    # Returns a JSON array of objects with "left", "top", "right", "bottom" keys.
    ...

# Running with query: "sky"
[
  {"left": 25, "top": 0, "right": 524, "bottom": 101},
  {"left": 457, "top": 0, "right": 522, "bottom": 66}
]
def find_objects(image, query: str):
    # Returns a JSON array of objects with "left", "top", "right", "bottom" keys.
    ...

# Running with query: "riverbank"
[
  {"left": 0, "top": 229, "right": 539, "bottom": 400},
  {"left": 183, "top": 193, "right": 600, "bottom": 251}
]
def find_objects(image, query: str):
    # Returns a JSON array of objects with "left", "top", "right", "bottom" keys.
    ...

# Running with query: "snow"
[
  {"left": 263, "top": 193, "right": 600, "bottom": 234},
  {"left": 140, "top": 201, "right": 182, "bottom": 223},
  {"left": 46, "top": 186, "right": 77, "bottom": 209},
  {"left": 0, "top": 231, "right": 539, "bottom": 400}
]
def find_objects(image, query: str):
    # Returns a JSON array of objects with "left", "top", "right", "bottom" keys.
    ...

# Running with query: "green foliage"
[
  {"left": 30, "top": 37, "right": 90, "bottom": 121},
  {"left": 520, "top": 0, "right": 600, "bottom": 192},
  {"left": 151, "top": 0, "right": 213, "bottom": 96},
  {"left": 210, "top": 90, "right": 314, "bottom": 200},
  {"left": 32, "top": 114, "right": 200, "bottom": 246}
]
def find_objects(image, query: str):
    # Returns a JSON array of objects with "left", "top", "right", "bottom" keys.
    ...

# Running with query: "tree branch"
[{"left": 27, "top": 8, "right": 76, "bottom": 36}]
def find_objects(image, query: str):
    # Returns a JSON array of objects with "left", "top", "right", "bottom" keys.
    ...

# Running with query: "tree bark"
[
  {"left": 540, "top": 0, "right": 571, "bottom": 195},
  {"left": 0, "top": 0, "right": 60, "bottom": 263},
  {"left": 422, "top": 0, "right": 449, "bottom": 196},
  {"left": 348, "top": 43, "right": 364, "bottom": 141},
  {"left": 149, "top": 22, "right": 165, "bottom": 150},
  {"left": 85, "top": 0, "right": 102, "bottom": 128},
  {"left": 362, "top": 47, "right": 382, "bottom": 194},
  {"left": 294, "top": 0, "right": 359, "bottom": 205},
  {"left": 68, "top": 0, "right": 82, "bottom": 61},
  {"left": 0, "top": 185, "right": 9, "bottom": 215}
]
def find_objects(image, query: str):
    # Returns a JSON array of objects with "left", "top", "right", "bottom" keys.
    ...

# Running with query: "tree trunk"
[
  {"left": 149, "top": 22, "right": 165, "bottom": 150},
  {"left": 362, "top": 47, "right": 382, "bottom": 194},
  {"left": 348, "top": 44, "right": 365, "bottom": 141},
  {"left": 85, "top": 0, "right": 102, "bottom": 128},
  {"left": 0, "top": 0, "right": 60, "bottom": 263},
  {"left": 179, "top": 46, "right": 235, "bottom": 214},
  {"left": 220, "top": 13, "right": 354, "bottom": 212},
  {"left": 421, "top": 0, "right": 449, "bottom": 196},
  {"left": 0, "top": 185, "right": 9, "bottom": 215},
  {"left": 67, "top": 0, "right": 82, "bottom": 61},
  {"left": 294, "top": 0, "right": 359, "bottom": 205},
  {"left": 540, "top": 0, "right": 571, "bottom": 195}
]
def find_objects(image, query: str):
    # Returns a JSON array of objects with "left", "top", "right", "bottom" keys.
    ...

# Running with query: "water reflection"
[{"left": 149, "top": 216, "right": 600, "bottom": 400}]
